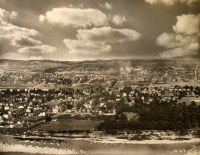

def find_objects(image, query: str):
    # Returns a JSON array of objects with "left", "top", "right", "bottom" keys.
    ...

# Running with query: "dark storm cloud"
[{"left": 0, "top": 0, "right": 199, "bottom": 60}]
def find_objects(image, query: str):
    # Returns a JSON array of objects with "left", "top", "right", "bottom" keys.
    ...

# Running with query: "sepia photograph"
[{"left": 0, "top": 0, "right": 200, "bottom": 154}]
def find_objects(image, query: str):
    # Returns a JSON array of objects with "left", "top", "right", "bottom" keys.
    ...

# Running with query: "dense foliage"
[{"left": 97, "top": 99, "right": 200, "bottom": 131}]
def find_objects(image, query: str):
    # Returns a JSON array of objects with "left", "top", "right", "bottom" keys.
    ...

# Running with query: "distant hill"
[{"left": 0, "top": 59, "right": 199, "bottom": 73}]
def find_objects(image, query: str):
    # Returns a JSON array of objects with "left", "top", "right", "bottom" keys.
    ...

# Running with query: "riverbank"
[{"left": 1, "top": 134, "right": 200, "bottom": 155}]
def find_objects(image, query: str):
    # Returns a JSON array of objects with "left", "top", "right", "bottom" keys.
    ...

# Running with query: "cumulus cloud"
[
  {"left": 0, "top": 8, "right": 40, "bottom": 49},
  {"left": 39, "top": 15, "right": 45, "bottom": 22},
  {"left": 63, "top": 39, "right": 112, "bottom": 55},
  {"left": 145, "top": 0, "right": 175, "bottom": 6},
  {"left": 18, "top": 45, "right": 56, "bottom": 55},
  {"left": 39, "top": 7, "right": 127, "bottom": 27},
  {"left": 180, "top": 0, "right": 200, "bottom": 5},
  {"left": 39, "top": 7, "right": 109, "bottom": 28},
  {"left": 157, "top": 33, "right": 199, "bottom": 57},
  {"left": 77, "top": 27, "right": 142, "bottom": 43},
  {"left": 11, "top": 36, "right": 42, "bottom": 47},
  {"left": 157, "top": 14, "right": 200, "bottom": 58},
  {"left": 63, "top": 27, "right": 142, "bottom": 55},
  {"left": 100, "top": 2, "right": 112, "bottom": 10},
  {"left": 0, "top": 7, "right": 56, "bottom": 59},
  {"left": 145, "top": 0, "right": 200, "bottom": 6},
  {"left": 2, "top": 44, "right": 56, "bottom": 60},
  {"left": 0, "top": 8, "right": 17, "bottom": 21},
  {"left": 1, "top": 52, "right": 43, "bottom": 60},
  {"left": 173, "top": 14, "right": 200, "bottom": 35},
  {"left": 1, "top": 23, "right": 39, "bottom": 37},
  {"left": 111, "top": 15, "right": 126, "bottom": 26},
  {"left": 159, "top": 44, "right": 199, "bottom": 58},
  {"left": 156, "top": 33, "right": 198, "bottom": 48}
]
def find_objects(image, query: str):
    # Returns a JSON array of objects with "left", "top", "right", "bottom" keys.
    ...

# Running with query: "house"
[{"left": 52, "top": 106, "right": 59, "bottom": 113}]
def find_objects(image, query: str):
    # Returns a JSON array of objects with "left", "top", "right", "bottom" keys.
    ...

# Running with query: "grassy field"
[{"left": 32, "top": 119, "right": 103, "bottom": 132}]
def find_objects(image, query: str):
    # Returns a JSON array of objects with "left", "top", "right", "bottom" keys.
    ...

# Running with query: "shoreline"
[
  {"left": 1, "top": 133, "right": 200, "bottom": 145},
  {"left": 1, "top": 134, "right": 200, "bottom": 155}
]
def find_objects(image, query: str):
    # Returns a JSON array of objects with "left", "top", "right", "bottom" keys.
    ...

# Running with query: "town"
[
  {"left": 1, "top": 84, "right": 200, "bottom": 130},
  {"left": 0, "top": 59, "right": 200, "bottom": 132}
]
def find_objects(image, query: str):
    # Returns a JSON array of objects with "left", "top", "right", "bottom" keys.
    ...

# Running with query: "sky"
[{"left": 0, "top": 0, "right": 199, "bottom": 61}]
